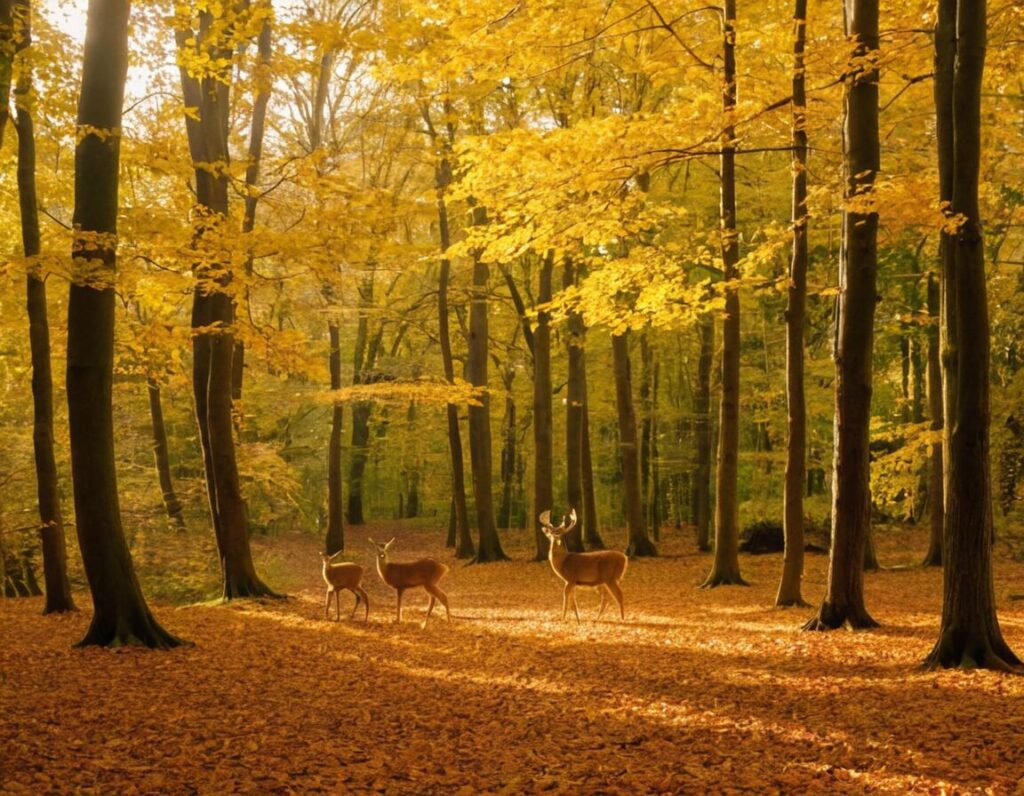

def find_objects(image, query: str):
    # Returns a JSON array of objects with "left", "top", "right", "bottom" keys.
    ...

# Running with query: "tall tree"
[
  {"left": 176, "top": 4, "right": 276, "bottom": 598},
  {"left": 612, "top": 332, "right": 656, "bottom": 557},
  {"left": 147, "top": 378, "right": 186, "bottom": 530},
  {"left": 702, "top": 0, "right": 745, "bottom": 587},
  {"left": 775, "top": 0, "right": 809, "bottom": 608},
  {"left": 531, "top": 253, "right": 555, "bottom": 559},
  {"left": 423, "top": 102, "right": 473, "bottom": 558},
  {"left": 804, "top": 0, "right": 879, "bottom": 630},
  {"left": 693, "top": 314, "right": 714, "bottom": 551},
  {"left": 467, "top": 205, "right": 508, "bottom": 562},
  {"left": 924, "top": 0, "right": 1021, "bottom": 671},
  {"left": 5, "top": 0, "right": 75, "bottom": 613},
  {"left": 562, "top": 258, "right": 586, "bottom": 553},
  {"left": 922, "top": 272, "right": 943, "bottom": 566},
  {"left": 67, "top": 0, "right": 181, "bottom": 647}
]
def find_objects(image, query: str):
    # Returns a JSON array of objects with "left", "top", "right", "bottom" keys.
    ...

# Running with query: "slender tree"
[
  {"left": 702, "top": 0, "right": 745, "bottom": 587},
  {"left": 693, "top": 314, "right": 713, "bottom": 551},
  {"left": 776, "top": 0, "right": 809, "bottom": 607},
  {"left": 5, "top": 0, "right": 75, "bottom": 613},
  {"left": 924, "top": 0, "right": 1021, "bottom": 671},
  {"left": 147, "top": 378, "right": 186, "bottom": 530},
  {"left": 804, "top": 0, "right": 879, "bottom": 630},
  {"left": 467, "top": 204, "right": 508, "bottom": 562},
  {"left": 423, "top": 102, "right": 473, "bottom": 558},
  {"left": 562, "top": 258, "right": 586, "bottom": 553},
  {"left": 67, "top": 0, "right": 182, "bottom": 647},
  {"left": 922, "top": 273, "right": 943, "bottom": 566},
  {"left": 612, "top": 332, "right": 657, "bottom": 556},
  {"left": 531, "top": 253, "right": 555, "bottom": 559},
  {"left": 176, "top": 5, "right": 276, "bottom": 598}
]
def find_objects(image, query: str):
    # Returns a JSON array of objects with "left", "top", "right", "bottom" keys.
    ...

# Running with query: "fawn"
[
  {"left": 369, "top": 537, "right": 450, "bottom": 627},
  {"left": 539, "top": 509, "right": 628, "bottom": 623},
  {"left": 321, "top": 551, "right": 370, "bottom": 621}
]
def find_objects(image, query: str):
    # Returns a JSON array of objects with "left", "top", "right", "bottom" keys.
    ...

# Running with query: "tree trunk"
[
  {"left": 639, "top": 333, "right": 656, "bottom": 540},
  {"left": 703, "top": 0, "right": 745, "bottom": 587},
  {"left": 147, "top": 379, "right": 186, "bottom": 531},
  {"left": 925, "top": 0, "right": 1020, "bottom": 671},
  {"left": 67, "top": 0, "right": 181, "bottom": 647},
  {"left": 347, "top": 277, "right": 376, "bottom": 526},
  {"left": 497, "top": 365, "right": 517, "bottom": 529},
  {"left": 325, "top": 321, "right": 344, "bottom": 555},
  {"left": 467, "top": 206, "right": 508, "bottom": 562},
  {"left": 694, "top": 314, "right": 714, "bottom": 551},
  {"left": 11, "top": 0, "right": 75, "bottom": 614},
  {"left": 923, "top": 273, "right": 943, "bottom": 565},
  {"left": 581, "top": 397, "right": 605, "bottom": 549},
  {"left": 531, "top": 253, "right": 555, "bottom": 559},
  {"left": 612, "top": 332, "right": 656, "bottom": 557},
  {"left": 177, "top": 13, "right": 276, "bottom": 599},
  {"left": 776, "top": 0, "right": 809, "bottom": 607},
  {"left": 431, "top": 132, "right": 473, "bottom": 558},
  {"left": 804, "top": 0, "right": 879, "bottom": 630},
  {"left": 562, "top": 258, "right": 586, "bottom": 553},
  {"left": 232, "top": 1, "right": 272, "bottom": 404}
]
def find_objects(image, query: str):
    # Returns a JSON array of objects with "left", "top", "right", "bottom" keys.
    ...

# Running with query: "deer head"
[
  {"left": 369, "top": 537, "right": 396, "bottom": 566},
  {"left": 539, "top": 509, "right": 577, "bottom": 545},
  {"left": 320, "top": 550, "right": 343, "bottom": 566}
]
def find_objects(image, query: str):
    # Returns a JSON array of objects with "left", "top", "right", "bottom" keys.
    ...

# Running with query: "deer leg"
[
  {"left": 423, "top": 592, "right": 436, "bottom": 627},
  {"left": 562, "top": 583, "right": 579, "bottom": 623},
  {"left": 396, "top": 588, "right": 405, "bottom": 623},
  {"left": 598, "top": 587, "right": 609, "bottom": 620},
  {"left": 355, "top": 587, "right": 370, "bottom": 621},
  {"left": 426, "top": 584, "right": 451, "bottom": 621},
  {"left": 350, "top": 590, "right": 360, "bottom": 620},
  {"left": 607, "top": 581, "right": 625, "bottom": 620},
  {"left": 324, "top": 589, "right": 331, "bottom": 620}
]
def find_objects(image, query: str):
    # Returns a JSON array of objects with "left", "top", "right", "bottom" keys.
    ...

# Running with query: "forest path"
[{"left": 3, "top": 523, "right": 1023, "bottom": 794}]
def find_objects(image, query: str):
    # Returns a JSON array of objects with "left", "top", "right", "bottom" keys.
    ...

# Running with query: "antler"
[
  {"left": 539, "top": 510, "right": 553, "bottom": 528},
  {"left": 540, "top": 509, "right": 577, "bottom": 534},
  {"left": 563, "top": 508, "right": 578, "bottom": 533}
]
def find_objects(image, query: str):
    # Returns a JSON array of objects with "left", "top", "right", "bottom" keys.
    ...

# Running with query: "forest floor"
[{"left": 3, "top": 522, "right": 1024, "bottom": 794}]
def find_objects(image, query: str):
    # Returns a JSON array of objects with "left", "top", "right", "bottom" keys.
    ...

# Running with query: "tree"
[
  {"left": 147, "top": 378, "right": 186, "bottom": 530},
  {"left": 804, "top": 0, "right": 880, "bottom": 630},
  {"left": 923, "top": 273, "right": 943, "bottom": 566},
  {"left": 702, "top": 0, "right": 745, "bottom": 588},
  {"left": 3, "top": 0, "right": 75, "bottom": 613},
  {"left": 176, "top": 3, "right": 277, "bottom": 598},
  {"left": 66, "top": 0, "right": 181, "bottom": 647},
  {"left": 776, "top": 0, "right": 809, "bottom": 608},
  {"left": 693, "top": 314, "right": 714, "bottom": 552},
  {"left": 613, "top": 331, "right": 657, "bottom": 557},
  {"left": 467, "top": 205, "right": 508, "bottom": 562},
  {"left": 562, "top": 257, "right": 586, "bottom": 553},
  {"left": 924, "top": 0, "right": 1021, "bottom": 671},
  {"left": 532, "top": 253, "right": 555, "bottom": 559}
]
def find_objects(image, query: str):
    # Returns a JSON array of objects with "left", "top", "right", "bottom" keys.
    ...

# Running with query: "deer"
[
  {"left": 321, "top": 551, "right": 370, "bottom": 622},
  {"left": 539, "top": 509, "right": 628, "bottom": 623},
  {"left": 369, "top": 537, "right": 450, "bottom": 627}
]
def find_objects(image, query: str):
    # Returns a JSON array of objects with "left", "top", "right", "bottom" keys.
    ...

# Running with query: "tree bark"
[
  {"left": 924, "top": 0, "right": 1021, "bottom": 671},
  {"left": 776, "top": 0, "right": 809, "bottom": 607},
  {"left": 67, "top": 0, "right": 182, "bottom": 647},
  {"left": 580, "top": 396, "right": 604, "bottom": 549},
  {"left": 612, "top": 332, "right": 656, "bottom": 557},
  {"left": 147, "top": 379, "right": 186, "bottom": 530},
  {"left": 531, "top": 253, "right": 555, "bottom": 558},
  {"left": 562, "top": 258, "right": 586, "bottom": 553},
  {"left": 325, "top": 320, "right": 344, "bottom": 554},
  {"left": 347, "top": 276, "right": 376, "bottom": 526},
  {"left": 232, "top": 1, "right": 272, "bottom": 403},
  {"left": 804, "top": 0, "right": 879, "bottom": 629},
  {"left": 703, "top": 0, "right": 745, "bottom": 587},
  {"left": 693, "top": 314, "right": 714, "bottom": 551},
  {"left": 177, "top": 11, "right": 276, "bottom": 599},
  {"left": 467, "top": 206, "right": 508, "bottom": 562},
  {"left": 923, "top": 273, "right": 943, "bottom": 565},
  {"left": 429, "top": 122, "right": 474, "bottom": 558},
  {"left": 9, "top": 0, "right": 75, "bottom": 614}
]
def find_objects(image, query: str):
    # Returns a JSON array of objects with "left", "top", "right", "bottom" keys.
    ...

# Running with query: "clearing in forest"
[{"left": 2, "top": 523, "right": 1023, "bottom": 794}]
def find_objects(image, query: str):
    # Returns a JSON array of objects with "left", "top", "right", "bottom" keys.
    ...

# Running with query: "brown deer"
[
  {"left": 540, "top": 509, "right": 628, "bottom": 623},
  {"left": 369, "top": 538, "right": 450, "bottom": 627},
  {"left": 321, "top": 552, "right": 370, "bottom": 622}
]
